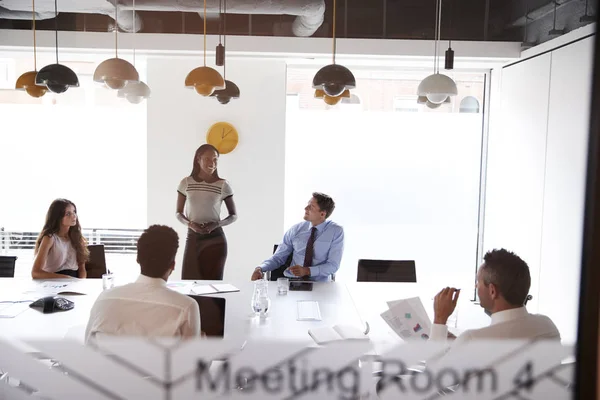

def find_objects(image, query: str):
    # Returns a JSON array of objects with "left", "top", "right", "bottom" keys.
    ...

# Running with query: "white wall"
[
  {"left": 484, "top": 53, "right": 552, "bottom": 314},
  {"left": 146, "top": 57, "right": 286, "bottom": 282},
  {"left": 537, "top": 37, "right": 593, "bottom": 344},
  {"left": 484, "top": 36, "right": 594, "bottom": 344}
]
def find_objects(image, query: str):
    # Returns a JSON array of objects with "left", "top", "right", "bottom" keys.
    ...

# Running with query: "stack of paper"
[
  {"left": 308, "top": 325, "right": 369, "bottom": 344},
  {"left": 380, "top": 297, "right": 432, "bottom": 341},
  {"left": 191, "top": 283, "right": 240, "bottom": 295}
]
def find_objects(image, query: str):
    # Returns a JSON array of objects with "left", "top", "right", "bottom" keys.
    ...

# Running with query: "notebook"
[{"left": 308, "top": 325, "right": 369, "bottom": 344}]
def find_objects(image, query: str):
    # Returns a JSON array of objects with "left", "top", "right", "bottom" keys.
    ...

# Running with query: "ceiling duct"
[{"left": 0, "top": 0, "right": 325, "bottom": 36}]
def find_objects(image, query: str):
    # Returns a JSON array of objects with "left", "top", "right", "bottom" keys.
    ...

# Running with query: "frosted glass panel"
[{"left": 285, "top": 108, "right": 484, "bottom": 293}]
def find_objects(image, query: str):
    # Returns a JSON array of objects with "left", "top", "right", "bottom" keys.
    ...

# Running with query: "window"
[
  {"left": 0, "top": 53, "right": 147, "bottom": 279},
  {"left": 286, "top": 66, "right": 487, "bottom": 293}
]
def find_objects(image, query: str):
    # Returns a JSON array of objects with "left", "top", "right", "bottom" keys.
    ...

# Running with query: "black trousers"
[
  {"left": 182, "top": 227, "right": 227, "bottom": 280},
  {"left": 57, "top": 269, "right": 79, "bottom": 278}
]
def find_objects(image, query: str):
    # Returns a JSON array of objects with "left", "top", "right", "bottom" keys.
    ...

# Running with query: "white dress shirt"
[
  {"left": 85, "top": 275, "right": 201, "bottom": 343},
  {"left": 430, "top": 307, "right": 561, "bottom": 346}
]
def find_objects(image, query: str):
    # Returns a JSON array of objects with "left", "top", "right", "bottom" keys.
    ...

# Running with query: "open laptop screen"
[{"left": 187, "top": 295, "right": 226, "bottom": 337}]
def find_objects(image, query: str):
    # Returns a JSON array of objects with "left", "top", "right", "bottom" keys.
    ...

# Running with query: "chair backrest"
[
  {"left": 356, "top": 259, "right": 416, "bottom": 283},
  {"left": 86, "top": 245, "right": 107, "bottom": 278},
  {"left": 0, "top": 256, "right": 17, "bottom": 278},
  {"left": 268, "top": 244, "right": 292, "bottom": 281}
]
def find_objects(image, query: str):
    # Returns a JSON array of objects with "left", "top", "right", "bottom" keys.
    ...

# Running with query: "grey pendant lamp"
[
  {"left": 312, "top": 0, "right": 355, "bottom": 102},
  {"left": 35, "top": 0, "right": 79, "bottom": 94},
  {"left": 211, "top": 0, "right": 240, "bottom": 104}
]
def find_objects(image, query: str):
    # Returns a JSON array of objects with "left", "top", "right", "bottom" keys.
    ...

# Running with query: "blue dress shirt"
[{"left": 259, "top": 220, "right": 344, "bottom": 282}]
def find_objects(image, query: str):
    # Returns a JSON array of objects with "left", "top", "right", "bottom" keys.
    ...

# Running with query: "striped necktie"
[{"left": 303, "top": 227, "right": 317, "bottom": 268}]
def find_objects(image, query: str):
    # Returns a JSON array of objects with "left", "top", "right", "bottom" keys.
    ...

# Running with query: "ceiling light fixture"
[
  {"left": 117, "top": 0, "right": 150, "bottom": 103},
  {"left": 35, "top": 0, "right": 79, "bottom": 94},
  {"left": 93, "top": 0, "right": 139, "bottom": 90},
  {"left": 417, "top": 0, "right": 457, "bottom": 105},
  {"left": 15, "top": 0, "right": 47, "bottom": 98},
  {"left": 312, "top": 0, "right": 355, "bottom": 101},
  {"left": 211, "top": 0, "right": 240, "bottom": 104},
  {"left": 185, "top": 0, "right": 225, "bottom": 96}
]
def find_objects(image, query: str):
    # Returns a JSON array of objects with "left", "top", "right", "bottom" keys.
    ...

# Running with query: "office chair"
[
  {"left": 85, "top": 245, "right": 107, "bottom": 278},
  {"left": 356, "top": 259, "right": 416, "bottom": 283},
  {"left": 0, "top": 256, "right": 17, "bottom": 278},
  {"left": 267, "top": 244, "right": 336, "bottom": 282}
]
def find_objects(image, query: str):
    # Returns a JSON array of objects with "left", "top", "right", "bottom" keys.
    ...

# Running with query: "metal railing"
[{"left": 0, "top": 227, "right": 143, "bottom": 254}]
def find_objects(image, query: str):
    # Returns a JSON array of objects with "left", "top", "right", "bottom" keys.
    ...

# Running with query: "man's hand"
[
  {"left": 251, "top": 268, "right": 263, "bottom": 281},
  {"left": 433, "top": 287, "right": 460, "bottom": 325},
  {"left": 289, "top": 265, "right": 310, "bottom": 277}
]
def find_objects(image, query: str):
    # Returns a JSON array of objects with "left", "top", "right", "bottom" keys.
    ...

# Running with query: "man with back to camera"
[
  {"left": 251, "top": 192, "right": 344, "bottom": 282},
  {"left": 85, "top": 225, "right": 200, "bottom": 343},
  {"left": 430, "top": 248, "right": 560, "bottom": 346}
]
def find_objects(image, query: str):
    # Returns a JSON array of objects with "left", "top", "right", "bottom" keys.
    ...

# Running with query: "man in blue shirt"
[{"left": 251, "top": 193, "right": 344, "bottom": 282}]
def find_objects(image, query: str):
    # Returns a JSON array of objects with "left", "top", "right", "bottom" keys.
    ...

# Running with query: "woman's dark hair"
[
  {"left": 35, "top": 199, "right": 89, "bottom": 265},
  {"left": 190, "top": 144, "right": 221, "bottom": 180}
]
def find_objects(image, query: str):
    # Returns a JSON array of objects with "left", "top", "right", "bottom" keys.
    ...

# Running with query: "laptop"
[{"left": 187, "top": 296, "right": 226, "bottom": 337}]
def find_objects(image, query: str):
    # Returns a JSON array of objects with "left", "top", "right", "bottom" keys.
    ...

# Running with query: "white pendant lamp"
[
  {"left": 94, "top": 0, "right": 139, "bottom": 90},
  {"left": 417, "top": 0, "right": 457, "bottom": 105},
  {"left": 117, "top": 0, "right": 150, "bottom": 103}
]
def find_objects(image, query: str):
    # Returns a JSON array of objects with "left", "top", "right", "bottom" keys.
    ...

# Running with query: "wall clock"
[{"left": 206, "top": 121, "right": 239, "bottom": 154}]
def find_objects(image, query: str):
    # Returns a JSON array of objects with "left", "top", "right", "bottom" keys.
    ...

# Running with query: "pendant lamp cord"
[
  {"left": 203, "top": 0, "right": 207, "bottom": 66},
  {"left": 433, "top": 0, "right": 438, "bottom": 73},
  {"left": 223, "top": 0, "right": 227, "bottom": 79},
  {"left": 435, "top": 0, "right": 442, "bottom": 73},
  {"left": 54, "top": 0, "right": 58, "bottom": 63},
  {"left": 218, "top": 0, "right": 222, "bottom": 45},
  {"left": 32, "top": 0, "right": 37, "bottom": 70},
  {"left": 332, "top": 0, "right": 337, "bottom": 64},
  {"left": 115, "top": 0, "right": 118, "bottom": 58},
  {"left": 132, "top": 0, "right": 136, "bottom": 66}
]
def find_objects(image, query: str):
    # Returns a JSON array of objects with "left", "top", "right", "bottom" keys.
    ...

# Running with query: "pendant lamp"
[
  {"left": 15, "top": 0, "right": 46, "bottom": 98},
  {"left": 117, "top": 0, "right": 150, "bottom": 103},
  {"left": 211, "top": 0, "right": 240, "bottom": 104},
  {"left": 94, "top": 0, "right": 139, "bottom": 90},
  {"left": 417, "top": 0, "right": 457, "bottom": 105},
  {"left": 312, "top": 0, "right": 355, "bottom": 100},
  {"left": 314, "top": 88, "right": 350, "bottom": 106},
  {"left": 35, "top": 0, "right": 79, "bottom": 94},
  {"left": 185, "top": 0, "right": 225, "bottom": 96}
]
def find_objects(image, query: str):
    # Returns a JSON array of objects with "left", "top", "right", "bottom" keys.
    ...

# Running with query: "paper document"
[
  {"left": 23, "top": 280, "right": 88, "bottom": 296},
  {"left": 380, "top": 297, "right": 432, "bottom": 341},
  {"left": 191, "top": 283, "right": 240, "bottom": 295},
  {"left": 166, "top": 282, "right": 194, "bottom": 294},
  {"left": 308, "top": 325, "right": 369, "bottom": 344},
  {"left": 297, "top": 301, "right": 322, "bottom": 321}
]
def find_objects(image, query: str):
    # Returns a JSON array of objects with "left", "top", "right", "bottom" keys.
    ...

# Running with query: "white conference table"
[{"left": 0, "top": 277, "right": 490, "bottom": 353}]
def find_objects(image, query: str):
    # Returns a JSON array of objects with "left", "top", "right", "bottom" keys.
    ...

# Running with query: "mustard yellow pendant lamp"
[
  {"left": 185, "top": 0, "right": 225, "bottom": 96},
  {"left": 312, "top": 0, "right": 355, "bottom": 104},
  {"left": 15, "top": 0, "right": 47, "bottom": 98},
  {"left": 94, "top": 0, "right": 139, "bottom": 89}
]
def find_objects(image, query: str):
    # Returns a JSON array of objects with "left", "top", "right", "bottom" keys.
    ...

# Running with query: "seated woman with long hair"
[{"left": 31, "top": 199, "right": 89, "bottom": 279}]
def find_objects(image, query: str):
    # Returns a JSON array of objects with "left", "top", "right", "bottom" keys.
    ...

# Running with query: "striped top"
[{"left": 177, "top": 177, "right": 234, "bottom": 224}]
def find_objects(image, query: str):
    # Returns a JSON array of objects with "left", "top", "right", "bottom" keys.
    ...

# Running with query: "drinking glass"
[
  {"left": 277, "top": 278, "right": 289, "bottom": 295},
  {"left": 251, "top": 279, "right": 271, "bottom": 316},
  {"left": 102, "top": 273, "right": 114, "bottom": 290}
]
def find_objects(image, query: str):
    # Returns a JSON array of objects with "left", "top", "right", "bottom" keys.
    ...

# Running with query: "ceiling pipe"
[
  {"left": 509, "top": 0, "right": 574, "bottom": 27},
  {"left": 0, "top": 0, "right": 325, "bottom": 36}
]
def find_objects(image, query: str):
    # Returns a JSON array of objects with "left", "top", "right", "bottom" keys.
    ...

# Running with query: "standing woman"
[
  {"left": 32, "top": 199, "right": 89, "bottom": 279},
  {"left": 176, "top": 144, "right": 238, "bottom": 280}
]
